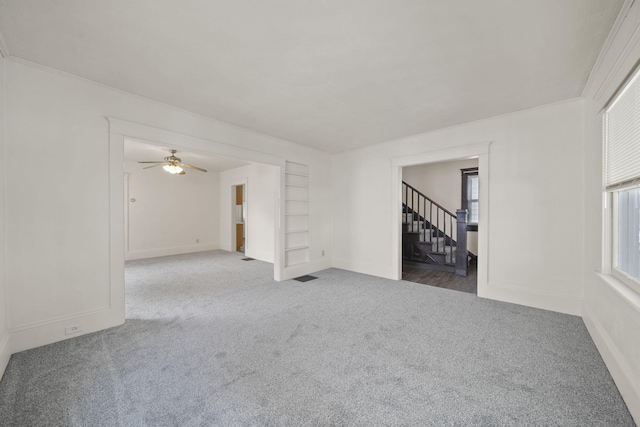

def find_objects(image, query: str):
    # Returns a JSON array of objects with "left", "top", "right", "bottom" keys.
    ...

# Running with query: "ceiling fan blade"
[
  {"left": 143, "top": 163, "right": 166, "bottom": 169},
  {"left": 138, "top": 161, "right": 166, "bottom": 163},
  {"left": 182, "top": 163, "right": 207, "bottom": 172},
  {"left": 178, "top": 170, "right": 186, "bottom": 175}
]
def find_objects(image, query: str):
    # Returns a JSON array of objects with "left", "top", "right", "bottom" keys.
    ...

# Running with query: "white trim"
[
  {"left": 10, "top": 306, "right": 111, "bottom": 332},
  {"left": 0, "top": 332, "right": 11, "bottom": 379},
  {"left": 604, "top": 159, "right": 640, "bottom": 297},
  {"left": 612, "top": 267, "right": 640, "bottom": 296},
  {"left": 487, "top": 282, "right": 582, "bottom": 316},
  {"left": 126, "top": 244, "right": 220, "bottom": 261},
  {"left": 595, "top": 271, "right": 640, "bottom": 315},
  {"left": 283, "top": 258, "right": 332, "bottom": 281},
  {"left": 124, "top": 173, "right": 130, "bottom": 254},
  {"left": 603, "top": 192, "right": 613, "bottom": 275},
  {"left": 332, "top": 257, "right": 396, "bottom": 280},
  {"left": 583, "top": 295, "right": 640, "bottom": 424},
  {"left": 245, "top": 248, "right": 274, "bottom": 264},
  {"left": 610, "top": 188, "right": 640, "bottom": 295},
  {"left": 0, "top": 45, "right": 8, "bottom": 379},
  {"left": 603, "top": 61, "right": 640, "bottom": 113},
  {"left": 109, "top": 118, "right": 286, "bottom": 167},
  {"left": 583, "top": 0, "right": 636, "bottom": 99},
  {"left": 593, "top": 1, "right": 640, "bottom": 104},
  {"left": 390, "top": 142, "right": 490, "bottom": 298},
  {"left": 10, "top": 307, "right": 117, "bottom": 354},
  {"left": 276, "top": 167, "right": 285, "bottom": 280},
  {"left": 390, "top": 142, "right": 491, "bottom": 169},
  {"left": 109, "top": 130, "right": 126, "bottom": 323}
]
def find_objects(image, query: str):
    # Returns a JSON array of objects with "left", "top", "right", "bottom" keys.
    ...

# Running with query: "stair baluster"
[{"left": 402, "top": 181, "right": 473, "bottom": 276}]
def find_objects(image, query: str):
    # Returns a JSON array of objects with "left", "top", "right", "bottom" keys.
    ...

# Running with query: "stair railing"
[{"left": 402, "top": 181, "right": 469, "bottom": 276}]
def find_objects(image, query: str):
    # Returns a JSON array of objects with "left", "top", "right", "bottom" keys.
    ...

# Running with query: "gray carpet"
[{"left": 0, "top": 250, "right": 635, "bottom": 426}]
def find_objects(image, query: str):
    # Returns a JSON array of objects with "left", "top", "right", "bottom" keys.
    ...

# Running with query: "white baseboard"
[
  {"left": 10, "top": 307, "right": 124, "bottom": 354},
  {"left": 486, "top": 282, "right": 582, "bottom": 316},
  {"left": 245, "top": 248, "right": 274, "bottom": 264},
  {"left": 583, "top": 304, "right": 640, "bottom": 425},
  {"left": 0, "top": 331, "right": 11, "bottom": 379},
  {"left": 283, "top": 258, "right": 332, "bottom": 280},
  {"left": 126, "top": 243, "right": 219, "bottom": 260},
  {"left": 331, "top": 258, "right": 395, "bottom": 280}
]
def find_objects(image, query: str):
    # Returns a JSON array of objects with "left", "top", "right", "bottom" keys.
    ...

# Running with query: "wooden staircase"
[{"left": 402, "top": 181, "right": 476, "bottom": 276}]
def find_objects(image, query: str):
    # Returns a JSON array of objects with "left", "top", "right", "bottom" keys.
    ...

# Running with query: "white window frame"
[
  {"left": 607, "top": 188, "right": 640, "bottom": 295},
  {"left": 602, "top": 60, "right": 640, "bottom": 296}
]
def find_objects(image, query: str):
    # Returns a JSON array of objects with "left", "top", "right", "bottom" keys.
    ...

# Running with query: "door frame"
[
  {"left": 391, "top": 142, "right": 490, "bottom": 297},
  {"left": 230, "top": 181, "right": 247, "bottom": 253},
  {"left": 108, "top": 118, "right": 286, "bottom": 323}
]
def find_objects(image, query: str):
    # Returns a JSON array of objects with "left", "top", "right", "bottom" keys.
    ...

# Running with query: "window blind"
[{"left": 605, "top": 68, "right": 640, "bottom": 189}]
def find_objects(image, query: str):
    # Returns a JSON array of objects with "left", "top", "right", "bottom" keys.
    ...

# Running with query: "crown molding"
[{"left": 583, "top": 0, "right": 640, "bottom": 101}]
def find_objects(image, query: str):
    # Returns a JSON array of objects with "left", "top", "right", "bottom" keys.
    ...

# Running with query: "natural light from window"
[
  {"left": 468, "top": 175, "right": 479, "bottom": 224},
  {"left": 616, "top": 188, "right": 640, "bottom": 282}
]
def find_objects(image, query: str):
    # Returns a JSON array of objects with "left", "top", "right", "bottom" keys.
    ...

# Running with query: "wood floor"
[{"left": 402, "top": 261, "right": 477, "bottom": 294}]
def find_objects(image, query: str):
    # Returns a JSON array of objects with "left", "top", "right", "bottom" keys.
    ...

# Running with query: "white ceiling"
[
  {"left": 0, "top": 0, "right": 624, "bottom": 153},
  {"left": 124, "top": 139, "right": 250, "bottom": 173}
]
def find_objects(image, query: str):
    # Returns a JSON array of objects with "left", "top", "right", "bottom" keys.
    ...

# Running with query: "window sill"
[{"left": 595, "top": 272, "right": 640, "bottom": 314}]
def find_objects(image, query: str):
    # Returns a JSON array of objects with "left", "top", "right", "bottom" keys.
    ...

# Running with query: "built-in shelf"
[
  {"left": 285, "top": 245, "right": 309, "bottom": 252},
  {"left": 284, "top": 171, "right": 309, "bottom": 177},
  {"left": 285, "top": 229, "right": 309, "bottom": 234},
  {"left": 284, "top": 161, "right": 310, "bottom": 268}
]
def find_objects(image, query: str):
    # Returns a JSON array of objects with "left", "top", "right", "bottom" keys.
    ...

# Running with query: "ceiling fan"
[{"left": 138, "top": 149, "right": 207, "bottom": 175}]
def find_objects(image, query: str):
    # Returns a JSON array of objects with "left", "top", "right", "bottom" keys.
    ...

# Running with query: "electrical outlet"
[
  {"left": 322, "top": 250, "right": 325, "bottom": 256},
  {"left": 65, "top": 325, "right": 82, "bottom": 335}
]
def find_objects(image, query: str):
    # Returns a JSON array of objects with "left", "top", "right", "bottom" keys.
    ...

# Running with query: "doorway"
[
  {"left": 390, "top": 142, "right": 489, "bottom": 298},
  {"left": 233, "top": 184, "right": 246, "bottom": 253},
  {"left": 401, "top": 158, "right": 479, "bottom": 294},
  {"left": 109, "top": 118, "right": 288, "bottom": 329}
]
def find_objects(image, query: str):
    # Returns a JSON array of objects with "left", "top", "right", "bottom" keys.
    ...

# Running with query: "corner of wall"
[
  {"left": 0, "top": 333, "right": 10, "bottom": 379},
  {"left": 0, "top": 46, "right": 9, "bottom": 379}
]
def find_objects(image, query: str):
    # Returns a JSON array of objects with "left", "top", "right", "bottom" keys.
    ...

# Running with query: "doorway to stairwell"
[{"left": 401, "top": 158, "right": 479, "bottom": 294}]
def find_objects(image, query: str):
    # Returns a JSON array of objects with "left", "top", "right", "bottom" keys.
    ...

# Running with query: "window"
[
  {"left": 461, "top": 167, "right": 479, "bottom": 231},
  {"left": 614, "top": 188, "right": 640, "bottom": 282},
  {"left": 604, "top": 65, "right": 640, "bottom": 294}
]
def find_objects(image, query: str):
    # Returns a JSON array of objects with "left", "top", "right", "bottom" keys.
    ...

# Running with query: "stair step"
[{"left": 405, "top": 224, "right": 427, "bottom": 233}]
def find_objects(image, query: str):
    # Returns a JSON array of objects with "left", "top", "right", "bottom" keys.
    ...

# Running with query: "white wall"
[
  {"left": 581, "top": 1, "right": 640, "bottom": 422},
  {"left": 0, "top": 54, "right": 10, "bottom": 376},
  {"left": 124, "top": 161, "right": 220, "bottom": 260},
  {"left": 219, "top": 163, "right": 278, "bottom": 263},
  {"left": 4, "top": 58, "right": 332, "bottom": 355},
  {"left": 403, "top": 158, "right": 479, "bottom": 254},
  {"left": 332, "top": 98, "right": 585, "bottom": 316}
]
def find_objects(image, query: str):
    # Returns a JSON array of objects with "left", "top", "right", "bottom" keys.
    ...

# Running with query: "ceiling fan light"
[{"left": 163, "top": 164, "right": 183, "bottom": 174}]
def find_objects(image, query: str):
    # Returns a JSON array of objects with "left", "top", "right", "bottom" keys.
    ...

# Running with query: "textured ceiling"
[{"left": 0, "top": 0, "right": 624, "bottom": 153}]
